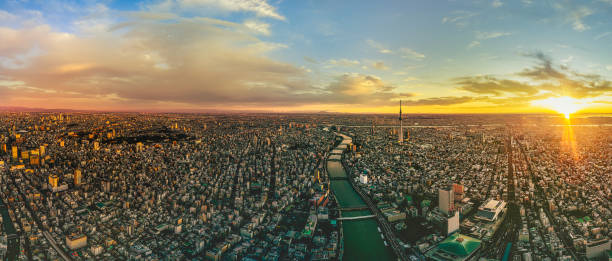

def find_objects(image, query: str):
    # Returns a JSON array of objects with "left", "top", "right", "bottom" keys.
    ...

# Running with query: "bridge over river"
[
  {"left": 337, "top": 215, "right": 376, "bottom": 221},
  {"left": 327, "top": 133, "right": 397, "bottom": 261}
]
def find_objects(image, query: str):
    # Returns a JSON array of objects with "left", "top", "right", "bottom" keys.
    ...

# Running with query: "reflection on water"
[{"left": 327, "top": 160, "right": 394, "bottom": 261}]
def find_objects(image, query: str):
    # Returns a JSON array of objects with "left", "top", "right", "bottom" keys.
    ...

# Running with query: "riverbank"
[{"left": 327, "top": 134, "right": 394, "bottom": 261}]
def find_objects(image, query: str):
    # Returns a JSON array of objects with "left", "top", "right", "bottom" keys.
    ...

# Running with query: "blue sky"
[{"left": 0, "top": 0, "right": 611, "bottom": 113}]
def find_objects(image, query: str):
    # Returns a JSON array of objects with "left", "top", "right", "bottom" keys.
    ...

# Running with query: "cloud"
[
  {"left": 441, "top": 10, "right": 477, "bottom": 27},
  {"left": 0, "top": 13, "right": 420, "bottom": 110},
  {"left": 149, "top": 0, "right": 285, "bottom": 20},
  {"left": 243, "top": 20, "right": 271, "bottom": 35},
  {"left": 595, "top": 31, "right": 611, "bottom": 40},
  {"left": 467, "top": 41, "right": 480, "bottom": 48},
  {"left": 323, "top": 73, "right": 413, "bottom": 104},
  {"left": 568, "top": 6, "right": 593, "bottom": 32},
  {"left": 399, "top": 47, "right": 425, "bottom": 60},
  {"left": 366, "top": 40, "right": 424, "bottom": 60},
  {"left": 491, "top": 0, "right": 503, "bottom": 8},
  {"left": 404, "top": 96, "right": 476, "bottom": 106},
  {"left": 456, "top": 51, "right": 612, "bottom": 101},
  {"left": 303, "top": 56, "right": 318, "bottom": 64},
  {"left": 326, "top": 58, "right": 360, "bottom": 67},
  {"left": 0, "top": 17, "right": 319, "bottom": 108},
  {"left": 372, "top": 61, "right": 389, "bottom": 70},
  {"left": 475, "top": 31, "right": 512, "bottom": 40},
  {"left": 366, "top": 39, "right": 392, "bottom": 54},
  {"left": 607, "top": 65, "right": 612, "bottom": 71},
  {"left": 455, "top": 75, "right": 540, "bottom": 96},
  {"left": 0, "top": 9, "right": 17, "bottom": 22},
  {"left": 517, "top": 51, "right": 566, "bottom": 80}
]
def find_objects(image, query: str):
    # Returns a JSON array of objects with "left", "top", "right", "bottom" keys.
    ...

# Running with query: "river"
[{"left": 328, "top": 136, "right": 394, "bottom": 261}]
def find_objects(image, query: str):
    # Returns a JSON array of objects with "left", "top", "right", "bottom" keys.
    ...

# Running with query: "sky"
[{"left": 0, "top": 0, "right": 611, "bottom": 114}]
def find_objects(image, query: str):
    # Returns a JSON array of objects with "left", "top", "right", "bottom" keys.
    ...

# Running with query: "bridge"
[
  {"left": 335, "top": 206, "right": 369, "bottom": 211},
  {"left": 329, "top": 176, "right": 347, "bottom": 181},
  {"left": 338, "top": 214, "right": 375, "bottom": 221}
]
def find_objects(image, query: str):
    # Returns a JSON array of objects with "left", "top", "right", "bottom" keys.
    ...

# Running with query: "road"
[
  {"left": 514, "top": 136, "right": 582, "bottom": 260},
  {"left": 43, "top": 231, "right": 72, "bottom": 261}
]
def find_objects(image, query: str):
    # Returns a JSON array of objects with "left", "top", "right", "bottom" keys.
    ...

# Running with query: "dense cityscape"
[{"left": 0, "top": 112, "right": 609, "bottom": 261}]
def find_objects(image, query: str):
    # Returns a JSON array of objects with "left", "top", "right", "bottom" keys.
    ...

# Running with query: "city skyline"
[{"left": 1, "top": 0, "right": 611, "bottom": 114}]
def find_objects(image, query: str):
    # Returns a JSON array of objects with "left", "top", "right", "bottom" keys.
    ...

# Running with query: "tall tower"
[
  {"left": 398, "top": 100, "right": 403, "bottom": 143},
  {"left": 439, "top": 187, "right": 454, "bottom": 215},
  {"left": 74, "top": 169, "right": 82, "bottom": 186}
]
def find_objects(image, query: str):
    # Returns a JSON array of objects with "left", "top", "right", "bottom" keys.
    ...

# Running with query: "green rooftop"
[
  {"left": 405, "top": 195, "right": 413, "bottom": 203},
  {"left": 437, "top": 233, "right": 481, "bottom": 257},
  {"left": 576, "top": 216, "right": 591, "bottom": 223},
  {"left": 421, "top": 200, "right": 431, "bottom": 207}
]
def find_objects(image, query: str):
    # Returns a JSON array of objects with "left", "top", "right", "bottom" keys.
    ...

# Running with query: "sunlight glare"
[{"left": 531, "top": 96, "right": 590, "bottom": 119}]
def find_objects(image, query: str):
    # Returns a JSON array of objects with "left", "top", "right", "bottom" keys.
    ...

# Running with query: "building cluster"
[
  {"left": 0, "top": 112, "right": 609, "bottom": 261},
  {"left": 338, "top": 114, "right": 611, "bottom": 260},
  {"left": 0, "top": 113, "right": 343, "bottom": 260}
]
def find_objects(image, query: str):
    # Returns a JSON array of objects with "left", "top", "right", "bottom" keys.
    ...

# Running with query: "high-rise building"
[
  {"left": 12, "top": 146, "right": 18, "bottom": 159},
  {"left": 66, "top": 233, "right": 87, "bottom": 250},
  {"left": 445, "top": 211, "right": 460, "bottom": 235},
  {"left": 439, "top": 187, "right": 454, "bottom": 215},
  {"left": 398, "top": 100, "right": 403, "bottom": 143},
  {"left": 49, "top": 174, "right": 59, "bottom": 188},
  {"left": 136, "top": 142, "right": 144, "bottom": 152},
  {"left": 74, "top": 169, "right": 82, "bottom": 186},
  {"left": 102, "top": 180, "right": 110, "bottom": 192}
]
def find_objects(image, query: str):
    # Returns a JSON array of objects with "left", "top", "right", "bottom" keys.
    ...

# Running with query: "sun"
[{"left": 531, "top": 96, "right": 589, "bottom": 119}]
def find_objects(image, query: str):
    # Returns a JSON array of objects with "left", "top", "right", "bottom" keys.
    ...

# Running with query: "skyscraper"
[
  {"left": 49, "top": 174, "right": 59, "bottom": 188},
  {"left": 439, "top": 187, "right": 454, "bottom": 215},
  {"left": 74, "top": 169, "right": 82, "bottom": 186},
  {"left": 398, "top": 100, "right": 403, "bottom": 144},
  {"left": 12, "top": 146, "right": 18, "bottom": 159}
]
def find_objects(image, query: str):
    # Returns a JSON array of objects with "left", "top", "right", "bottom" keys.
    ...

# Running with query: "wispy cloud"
[
  {"left": 326, "top": 58, "right": 360, "bottom": 67},
  {"left": 243, "top": 20, "right": 271, "bottom": 35},
  {"left": 568, "top": 6, "right": 593, "bottom": 32},
  {"left": 399, "top": 47, "right": 425, "bottom": 60},
  {"left": 595, "top": 31, "right": 611, "bottom": 40},
  {"left": 441, "top": 10, "right": 477, "bottom": 27},
  {"left": 149, "top": 0, "right": 286, "bottom": 20},
  {"left": 491, "top": 0, "right": 503, "bottom": 8},
  {"left": 371, "top": 61, "right": 389, "bottom": 70},
  {"left": 467, "top": 41, "right": 480, "bottom": 48},
  {"left": 366, "top": 39, "right": 392, "bottom": 54},
  {"left": 475, "top": 31, "right": 512, "bottom": 40},
  {"left": 0, "top": 9, "right": 17, "bottom": 21}
]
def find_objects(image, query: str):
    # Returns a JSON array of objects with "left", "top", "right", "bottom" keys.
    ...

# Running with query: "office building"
[
  {"left": 439, "top": 187, "right": 454, "bottom": 215},
  {"left": 74, "top": 169, "right": 82, "bottom": 186},
  {"left": 475, "top": 199, "right": 506, "bottom": 222},
  {"left": 49, "top": 174, "right": 59, "bottom": 188},
  {"left": 66, "top": 233, "right": 87, "bottom": 250}
]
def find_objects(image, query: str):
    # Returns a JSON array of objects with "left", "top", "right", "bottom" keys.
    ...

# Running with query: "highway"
[{"left": 43, "top": 231, "right": 72, "bottom": 261}]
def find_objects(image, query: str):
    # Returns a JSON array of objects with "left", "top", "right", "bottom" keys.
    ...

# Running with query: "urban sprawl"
[{"left": 0, "top": 112, "right": 610, "bottom": 261}]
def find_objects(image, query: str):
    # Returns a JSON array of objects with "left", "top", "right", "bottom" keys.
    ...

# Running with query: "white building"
[
  {"left": 359, "top": 174, "right": 368, "bottom": 184},
  {"left": 446, "top": 211, "right": 460, "bottom": 235},
  {"left": 475, "top": 199, "right": 506, "bottom": 222},
  {"left": 586, "top": 239, "right": 611, "bottom": 259},
  {"left": 439, "top": 187, "right": 454, "bottom": 215}
]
